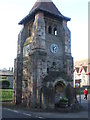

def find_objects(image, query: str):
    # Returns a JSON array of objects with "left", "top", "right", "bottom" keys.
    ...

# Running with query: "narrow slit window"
[{"left": 54, "top": 28, "right": 57, "bottom": 35}]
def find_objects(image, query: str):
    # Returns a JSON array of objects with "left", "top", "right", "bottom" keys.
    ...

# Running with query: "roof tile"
[{"left": 19, "top": 0, "right": 70, "bottom": 24}]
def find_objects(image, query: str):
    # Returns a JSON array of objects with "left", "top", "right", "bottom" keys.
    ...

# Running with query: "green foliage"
[
  {"left": 55, "top": 96, "right": 68, "bottom": 108},
  {"left": 76, "top": 88, "right": 90, "bottom": 95},
  {"left": 0, "top": 89, "right": 13, "bottom": 101},
  {"left": 59, "top": 97, "right": 68, "bottom": 103}
]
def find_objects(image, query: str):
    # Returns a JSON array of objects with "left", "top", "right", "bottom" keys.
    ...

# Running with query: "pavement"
[
  {"left": 77, "top": 94, "right": 88, "bottom": 111},
  {"left": 1, "top": 94, "right": 89, "bottom": 119}
]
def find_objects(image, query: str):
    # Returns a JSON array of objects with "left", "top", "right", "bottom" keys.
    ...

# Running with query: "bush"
[
  {"left": 59, "top": 97, "right": 68, "bottom": 103},
  {"left": 0, "top": 80, "right": 10, "bottom": 89},
  {"left": 55, "top": 97, "right": 68, "bottom": 108}
]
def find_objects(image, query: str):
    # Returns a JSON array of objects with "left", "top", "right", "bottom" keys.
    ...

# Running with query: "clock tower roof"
[{"left": 19, "top": 0, "right": 70, "bottom": 25}]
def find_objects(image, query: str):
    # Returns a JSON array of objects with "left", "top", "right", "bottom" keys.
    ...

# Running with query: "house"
[
  {"left": 0, "top": 68, "right": 14, "bottom": 88},
  {"left": 74, "top": 59, "right": 90, "bottom": 87}
]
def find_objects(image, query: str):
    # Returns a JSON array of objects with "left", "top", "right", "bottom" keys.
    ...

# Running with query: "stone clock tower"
[{"left": 13, "top": 0, "right": 73, "bottom": 109}]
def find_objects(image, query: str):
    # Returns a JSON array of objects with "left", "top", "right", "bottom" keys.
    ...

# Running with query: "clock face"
[{"left": 50, "top": 44, "right": 58, "bottom": 53}]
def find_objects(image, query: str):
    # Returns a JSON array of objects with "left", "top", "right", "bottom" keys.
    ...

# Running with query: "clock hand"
[{"left": 54, "top": 46, "right": 56, "bottom": 50}]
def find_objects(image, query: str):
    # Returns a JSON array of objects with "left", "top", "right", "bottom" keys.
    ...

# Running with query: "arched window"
[
  {"left": 54, "top": 28, "right": 57, "bottom": 35},
  {"left": 48, "top": 26, "right": 52, "bottom": 34}
]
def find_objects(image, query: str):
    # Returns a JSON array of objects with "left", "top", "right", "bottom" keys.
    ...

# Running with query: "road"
[
  {"left": 1, "top": 94, "right": 89, "bottom": 119},
  {"left": 1, "top": 107, "right": 88, "bottom": 119}
]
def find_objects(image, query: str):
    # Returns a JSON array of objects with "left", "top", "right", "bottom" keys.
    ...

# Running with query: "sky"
[{"left": 0, "top": 0, "right": 89, "bottom": 70}]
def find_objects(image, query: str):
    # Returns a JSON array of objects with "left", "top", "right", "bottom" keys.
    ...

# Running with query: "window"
[
  {"left": 48, "top": 26, "right": 52, "bottom": 34},
  {"left": 54, "top": 28, "right": 57, "bottom": 35}
]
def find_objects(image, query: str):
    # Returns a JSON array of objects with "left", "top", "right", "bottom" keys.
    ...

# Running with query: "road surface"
[{"left": 1, "top": 94, "right": 89, "bottom": 119}]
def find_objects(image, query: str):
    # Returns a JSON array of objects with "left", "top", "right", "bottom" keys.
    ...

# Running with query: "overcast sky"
[{"left": 0, "top": 0, "right": 88, "bottom": 69}]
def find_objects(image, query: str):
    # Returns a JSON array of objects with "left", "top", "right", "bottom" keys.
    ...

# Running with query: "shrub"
[
  {"left": 59, "top": 97, "right": 68, "bottom": 103},
  {"left": 55, "top": 97, "right": 68, "bottom": 108}
]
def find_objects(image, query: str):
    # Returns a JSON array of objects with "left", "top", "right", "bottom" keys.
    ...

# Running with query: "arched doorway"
[{"left": 55, "top": 81, "right": 65, "bottom": 105}]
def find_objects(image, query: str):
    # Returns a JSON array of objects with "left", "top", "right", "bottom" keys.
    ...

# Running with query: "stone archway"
[{"left": 55, "top": 81, "right": 65, "bottom": 105}]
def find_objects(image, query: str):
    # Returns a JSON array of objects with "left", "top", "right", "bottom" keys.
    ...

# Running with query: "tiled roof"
[
  {"left": 74, "top": 59, "right": 90, "bottom": 66},
  {"left": 30, "top": 1, "right": 65, "bottom": 18},
  {"left": 74, "top": 59, "right": 90, "bottom": 74},
  {"left": 19, "top": 0, "right": 70, "bottom": 24}
]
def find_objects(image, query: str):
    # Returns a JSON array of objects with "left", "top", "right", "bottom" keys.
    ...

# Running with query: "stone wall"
[{"left": 14, "top": 10, "right": 73, "bottom": 108}]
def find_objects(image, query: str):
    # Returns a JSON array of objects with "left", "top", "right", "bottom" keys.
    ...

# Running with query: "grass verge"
[{"left": 0, "top": 89, "right": 13, "bottom": 102}]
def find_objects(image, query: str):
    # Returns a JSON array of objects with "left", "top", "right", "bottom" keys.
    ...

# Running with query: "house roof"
[
  {"left": 19, "top": 0, "right": 70, "bottom": 24},
  {"left": 74, "top": 59, "right": 90, "bottom": 66},
  {"left": 0, "top": 70, "right": 13, "bottom": 76}
]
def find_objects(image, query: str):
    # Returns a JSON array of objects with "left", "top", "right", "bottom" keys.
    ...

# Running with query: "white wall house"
[{"left": 74, "top": 59, "right": 90, "bottom": 87}]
